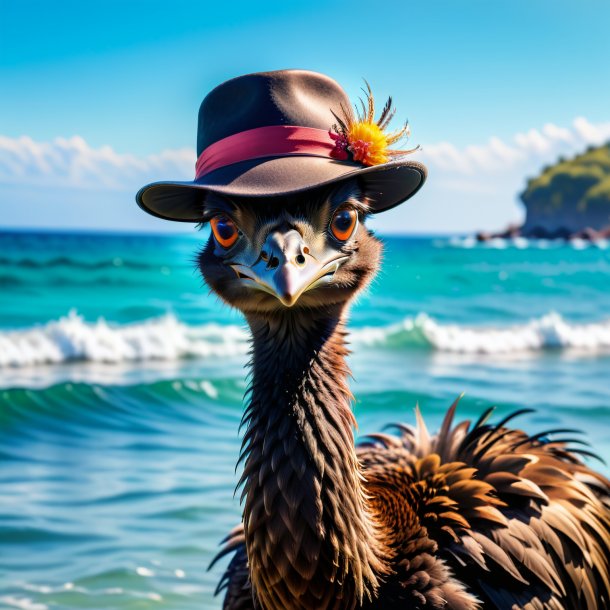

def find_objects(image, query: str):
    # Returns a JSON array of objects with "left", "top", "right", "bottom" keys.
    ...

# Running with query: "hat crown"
[{"left": 196, "top": 70, "right": 351, "bottom": 156}]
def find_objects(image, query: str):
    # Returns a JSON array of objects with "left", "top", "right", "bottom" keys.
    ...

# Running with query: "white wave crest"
[
  {"left": 353, "top": 312, "right": 610, "bottom": 354},
  {"left": 2, "top": 311, "right": 610, "bottom": 368},
  {"left": 0, "top": 311, "right": 249, "bottom": 368}
]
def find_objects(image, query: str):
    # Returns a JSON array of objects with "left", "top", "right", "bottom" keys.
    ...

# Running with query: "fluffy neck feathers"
[{"left": 239, "top": 307, "right": 388, "bottom": 610}]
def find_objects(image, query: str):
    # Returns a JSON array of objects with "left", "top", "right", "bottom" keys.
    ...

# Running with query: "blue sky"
[{"left": 2, "top": 0, "right": 610, "bottom": 233}]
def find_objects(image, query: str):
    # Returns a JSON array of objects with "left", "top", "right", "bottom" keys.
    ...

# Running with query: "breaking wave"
[
  {"left": 0, "top": 311, "right": 249, "bottom": 368},
  {"left": 2, "top": 310, "right": 610, "bottom": 368},
  {"left": 353, "top": 312, "right": 610, "bottom": 354}
]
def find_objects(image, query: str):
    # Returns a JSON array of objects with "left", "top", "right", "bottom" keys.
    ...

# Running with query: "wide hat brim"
[{"left": 136, "top": 155, "right": 427, "bottom": 223}]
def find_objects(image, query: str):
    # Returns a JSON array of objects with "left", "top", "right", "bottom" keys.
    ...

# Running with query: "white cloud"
[
  {"left": 2, "top": 118, "right": 609, "bottom": 192},
  {"left": 0, "top": 135, "right": 194, "bottom": 190},
  {"left": 420, "top": 117, "right": 610, "bottom": 176},
  {"left": 1, "top": 118, "right": 609, "bottom": 233}
]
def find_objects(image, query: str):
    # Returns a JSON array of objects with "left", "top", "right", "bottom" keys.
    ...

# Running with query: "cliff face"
[{"left": 520, "top": 144, "right": 610, "bottom": 233}]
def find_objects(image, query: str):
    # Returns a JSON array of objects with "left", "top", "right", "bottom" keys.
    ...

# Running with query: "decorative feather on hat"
[{"left": 329, "top": 80, "right": 419, "bottom": 167}]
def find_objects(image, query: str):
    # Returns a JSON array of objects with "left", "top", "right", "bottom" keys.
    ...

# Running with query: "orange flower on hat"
[
  {"left": 347, "top": 122, "right": 389, "bottom": 165},
  {"left": 329, "top": 80, "right": 418, "bottom": 167}
]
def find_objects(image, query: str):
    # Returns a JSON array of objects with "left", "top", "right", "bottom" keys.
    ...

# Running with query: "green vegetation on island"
[
  {"left": 520, "top": 143, "right": 610, "bottom": 235},
  {"left": 478, "top": 142, "right": 610, "bottom": 241}
]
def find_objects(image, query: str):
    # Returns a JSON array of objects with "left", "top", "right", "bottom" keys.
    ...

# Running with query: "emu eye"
[
  {"left": 210, "top": 215, "right": 239, "bottom": 249},
  {"left": 330, "top": 207, "right": 358, "bottom": 241}
]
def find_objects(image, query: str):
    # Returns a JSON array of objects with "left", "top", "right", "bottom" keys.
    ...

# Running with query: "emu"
[{"left": 197, "top": 182, "right": 610, "bottom": 609}]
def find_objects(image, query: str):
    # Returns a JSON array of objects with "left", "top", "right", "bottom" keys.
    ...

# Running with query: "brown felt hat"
[{"left": 136, "top": 69, "right": 427, "bottom": 222}]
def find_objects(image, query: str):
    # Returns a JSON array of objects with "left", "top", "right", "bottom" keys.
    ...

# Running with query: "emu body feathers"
[{"left": 215, "top": 400, "right": 610, "bottom": 609}]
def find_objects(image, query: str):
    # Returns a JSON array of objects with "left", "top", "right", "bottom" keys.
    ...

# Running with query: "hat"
[{"left": 136, "top": 69, "right": 427, "bottom": 222}]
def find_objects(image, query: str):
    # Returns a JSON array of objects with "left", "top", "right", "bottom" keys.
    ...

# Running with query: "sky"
[{"left": 1, "top": 0, "right": 610, "bottom": 234}]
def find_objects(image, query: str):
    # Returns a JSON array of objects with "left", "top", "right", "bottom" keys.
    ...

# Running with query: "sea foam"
[
  {"left": 0, "top": 311, "right": 249, "bottom": 368},
  {"left": 353, "top": 312, "right": 610, "bottom": 354},
  {"left": 1, "top": 310, "right": 610, "bottom": 368},
  {"left": 444, "top": 236, "right": 610, "bottom": 250}
]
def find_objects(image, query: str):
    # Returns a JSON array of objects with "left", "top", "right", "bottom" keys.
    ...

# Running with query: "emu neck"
[{"left": 240, "top": 307, "right": 387, "bottom": 610}]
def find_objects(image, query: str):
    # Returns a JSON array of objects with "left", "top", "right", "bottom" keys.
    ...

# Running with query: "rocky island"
[{"left": 477, "top": 143, "right": 610, "bottom": 241}]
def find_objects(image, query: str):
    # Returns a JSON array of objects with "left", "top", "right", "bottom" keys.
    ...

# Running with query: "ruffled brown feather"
[
  {"left": 358, "top": 399, "right": 610, "bottom": 608},
  {"left": 215, "top": 396, "right": 610, "bottom": 609}
]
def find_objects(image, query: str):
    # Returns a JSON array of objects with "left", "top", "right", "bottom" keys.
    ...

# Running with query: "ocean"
[{"left": 1, "top": 230, "right": 609, "bottom": 609}]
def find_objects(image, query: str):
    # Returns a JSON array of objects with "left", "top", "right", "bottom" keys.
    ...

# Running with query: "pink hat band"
[{"left": 195, "top": 125, "right": 336, "bottom": 180}]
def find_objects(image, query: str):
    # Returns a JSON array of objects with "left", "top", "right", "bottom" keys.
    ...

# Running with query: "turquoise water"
[{"left": 1, "top": 230, "right": 610, "bottom": 609}]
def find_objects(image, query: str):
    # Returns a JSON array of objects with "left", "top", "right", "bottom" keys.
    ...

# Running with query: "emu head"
[{"left": 197, "top": 179, "right": 382, "bottom": 314}]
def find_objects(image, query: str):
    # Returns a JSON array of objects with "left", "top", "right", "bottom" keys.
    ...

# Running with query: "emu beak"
[{"left": 230, "top": 229, "right": 347, "bottom": 307}]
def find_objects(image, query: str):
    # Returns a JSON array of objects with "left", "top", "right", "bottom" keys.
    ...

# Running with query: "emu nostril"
[
  {"left": 295, "top": 254, "right": 306, "bottom": 266},
  {"left": 269, "top": 256, "right": 279, "bottom": 269},
  {"left": 261, "top": 250, "right": 269, "bottom": 262}
]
